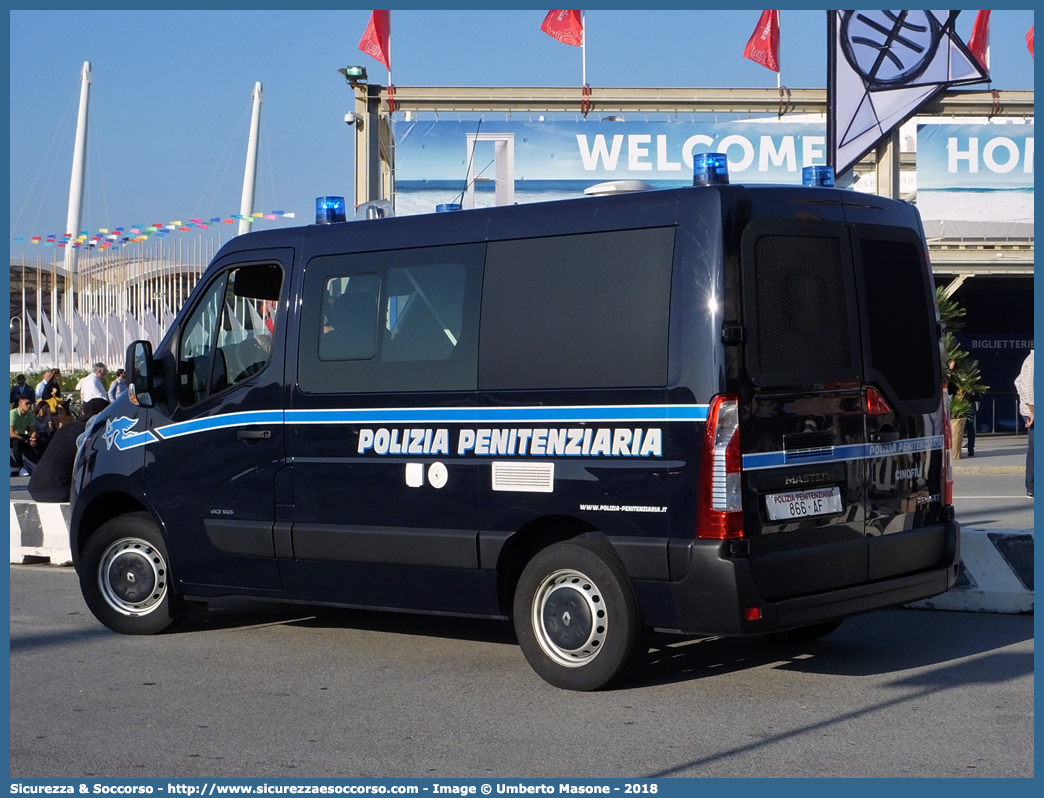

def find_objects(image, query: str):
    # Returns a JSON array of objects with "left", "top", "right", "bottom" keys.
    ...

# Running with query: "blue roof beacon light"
[
  {"left": 693, "top": 152, "right": 729, "bottom": 187},
  {"left": 315, "top": 196, "right": 347, "bottom": 224},
  {"left": 802, "top": 165, "right": 835, "bottom": 187},
  {"left": 435, "top": 203, "right": 462, "bottom": 213}
]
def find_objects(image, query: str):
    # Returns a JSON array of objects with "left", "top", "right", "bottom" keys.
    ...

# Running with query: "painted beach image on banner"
[{"left": 916, "top": 121, "right": 1034, "bottom": 238}]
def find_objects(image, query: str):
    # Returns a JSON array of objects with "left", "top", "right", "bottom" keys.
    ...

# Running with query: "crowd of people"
[{"left": 9, "top": 363, "right": 127, "bottom": 499}]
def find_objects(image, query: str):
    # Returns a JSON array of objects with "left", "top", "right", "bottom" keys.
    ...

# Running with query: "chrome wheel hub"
[
  {"left": 532, "top": 569, "right": 607, "bottom": 668},
  {"left": 98, "top": 537, "right": 167, "bottom": 616}
]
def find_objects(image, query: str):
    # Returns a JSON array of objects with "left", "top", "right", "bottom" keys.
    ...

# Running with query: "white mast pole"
[
  {"left": 237, "top": 82, "right": 263, "bottom": 237},
  {"left": 776, "top": 11, "right": 781, "bottom": 90},
  {"left": 64, "top": 61, "right": 91, "bottom": 367},
  {"left": 582, "top": 11, "right": 586, "bottom": 86}
]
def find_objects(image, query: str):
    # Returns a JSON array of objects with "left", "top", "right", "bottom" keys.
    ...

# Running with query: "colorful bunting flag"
[{"left": 16, "top": 208, "right": 295, "bottom": 245}]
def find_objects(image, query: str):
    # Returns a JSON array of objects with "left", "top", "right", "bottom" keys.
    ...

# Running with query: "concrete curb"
[
  {"left": 952, "top": 465, "right": 1026, "bottom": 475},
  {"left": 9, "top": 500, "right": 73, "bottom": 565},
  {"left": 907, "top": 528, "right": 1034, "bottom": 614}
]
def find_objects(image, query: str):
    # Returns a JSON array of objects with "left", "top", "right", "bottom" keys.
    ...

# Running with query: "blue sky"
[{"left": 8, "top": 9, "right": 1036, "bottom": 251}]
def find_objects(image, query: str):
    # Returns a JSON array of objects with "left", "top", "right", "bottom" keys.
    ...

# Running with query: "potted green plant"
[{"left": 938, "top": 288, "right": 989, "bottom": 459}]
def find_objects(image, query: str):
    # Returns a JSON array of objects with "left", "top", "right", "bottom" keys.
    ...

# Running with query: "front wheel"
[
  {"left": 513, "top": 539, "right": 641, "bottom": 691},
  {"left": 79, "top": 512, "right": 184, "bottom": 635}
]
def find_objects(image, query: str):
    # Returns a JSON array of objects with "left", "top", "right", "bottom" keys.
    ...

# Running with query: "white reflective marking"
[{"left": 405, "top": 462, "right": 424, "bottom": 488}]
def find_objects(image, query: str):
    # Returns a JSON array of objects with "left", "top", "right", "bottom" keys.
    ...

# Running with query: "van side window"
[
  {"left": 299, "top": 244, "right": 483, "bottom": 394},
  {"left": 320, "top": 274, "right": 380, "bottom": 361},
  {"left": 179, "top": 275, "right": 225, "bottom": 406},
  {"left": 179, "top": 263, "right": 283, "bottom": 406},
  {"left": 383, "top": 263, "right": 467, "bottom": 362},
  {"left": 479, "top": 228, "right": 674, "bottom": 390}
]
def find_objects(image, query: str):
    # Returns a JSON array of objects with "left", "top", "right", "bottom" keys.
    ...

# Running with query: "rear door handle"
[{"left": 238, "top": 429, "right": 272, "bottom": 440}]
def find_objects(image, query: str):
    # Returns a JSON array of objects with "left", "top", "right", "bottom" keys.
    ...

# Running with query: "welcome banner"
[
  {"left": 917, "top": 122, "right": 1034, "bottom": 225},
  {"left": 392, "top": 119, "right": 828, "bottom": 215}
]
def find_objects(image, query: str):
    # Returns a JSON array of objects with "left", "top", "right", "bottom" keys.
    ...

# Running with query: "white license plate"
[{"left": 765, "top": 486, "right": 843, "bottom": 521}]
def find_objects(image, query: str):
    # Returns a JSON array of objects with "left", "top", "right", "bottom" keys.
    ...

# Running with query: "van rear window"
[
  {"left": 748, "top": 232, "right": 859, "bottom": 383},
  {"left": 479, "top": 227, "right": 674, "bottom": 391},
  {"left": 858, "top": 237, "right": 937, "bottom": 402}
]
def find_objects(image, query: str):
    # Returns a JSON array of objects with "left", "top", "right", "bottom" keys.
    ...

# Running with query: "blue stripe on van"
[
  {"left": 152, "top": 409, "right": 284, "bottom": 441},
  {"left": 284, "top": 404, "right": 709, "bottom": 425},
  {"left": 741, "top": 436, "right": 945, "bottom": 471},
  {"left": 144, "top": 404, "right": 710, "bottom": 444}
]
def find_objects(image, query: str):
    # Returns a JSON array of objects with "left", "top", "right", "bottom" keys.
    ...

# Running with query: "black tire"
[
  {"left": 513, "top": 538, "right": 641, "bottom": 691},
  {"left": 765, "top": 619, "right": 844, "bottom": 643},
  {"left": 79, "top": 512, "right": 185, "bottom": 635}
]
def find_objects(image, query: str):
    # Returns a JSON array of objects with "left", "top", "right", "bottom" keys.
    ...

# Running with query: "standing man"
[
  {"left": 76, "top": 362, "right": 108, "bottom": 404},
  {"left": 10, "top": 374, "right": 34, "bottom": 407},
  {"left": 107, "top": 368, "right": 128, "bottom": 402},
  {"left": 35, "top": 369, "right": 54, "bottom": 401},
  {"left": 1015, "top": 349, "right": 1034, "bottom": 498}
]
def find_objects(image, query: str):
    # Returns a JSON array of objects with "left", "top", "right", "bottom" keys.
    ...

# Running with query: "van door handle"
[
  {"left": 870, "top": 430, "right": 900, "bottom": 443},
  {"left": 238, "top": 429, "right": 272, "bottom": 440}
]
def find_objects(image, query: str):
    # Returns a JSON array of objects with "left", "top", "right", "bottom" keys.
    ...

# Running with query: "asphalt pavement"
[
  {"left": 7, "top": 434, "right": 1035, "bottom": 779},
  {"left": 8, "top": 565, "right": 1035, "bottom": 778},
  {"left": 951, "top": 433, "right": 1034, "bottom": 530}
]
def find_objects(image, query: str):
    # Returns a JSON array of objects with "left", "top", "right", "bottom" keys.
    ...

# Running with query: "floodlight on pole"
[{"left": 338, "top": 65, "right": 368, "bottom": 87}]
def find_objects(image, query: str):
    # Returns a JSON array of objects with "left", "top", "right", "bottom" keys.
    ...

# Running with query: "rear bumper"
[{"left": 667, "top": 519, "right": 960, "bottom": 635}]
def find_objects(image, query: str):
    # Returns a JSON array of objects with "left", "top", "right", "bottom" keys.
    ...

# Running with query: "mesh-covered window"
[
  {"left": 859, "top": 238, "right": 936, "bottom": 401},
  {"left": 753, "top": 235, "right": 854, "bottom": 375}
]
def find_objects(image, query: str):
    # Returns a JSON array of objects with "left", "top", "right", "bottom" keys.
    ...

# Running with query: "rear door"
[
  {"left": 738, "top": 216, "right": 869, "bottom": 601},
  {"left": 848, "top": 221, "right": 947, "bottom": 580}
]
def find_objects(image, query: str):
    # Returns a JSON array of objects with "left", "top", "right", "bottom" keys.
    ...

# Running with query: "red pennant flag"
[
  {"left": 743, "top": 10, "right": 780, "bottom": 72},
  {"left": 541, "top": 10, "right": 584, "bottom": 46},
  {"left": 1028, "top": 25, "right": 1034, "bottom": 59},
  {"left": 357, "top": 10, "right": 391, "bottom": 70},
  {"left": 967, "top": 10, "right": 991, "bottom": 70}
]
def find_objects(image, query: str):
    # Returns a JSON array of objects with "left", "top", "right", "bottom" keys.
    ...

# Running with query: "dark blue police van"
[{"left": 70, "top": 160, "right": 959, "bottom": 691}]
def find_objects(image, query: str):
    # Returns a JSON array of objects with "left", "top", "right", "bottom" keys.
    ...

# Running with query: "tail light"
[
  {"left": 865, "top": 385, "right": 892, "bottom": 415},
  {"left": 697, "top": 394, "right": 744, "bottom": 539},
  {"left": 942, "top": 382, "right": 954, "bottom": 506}
]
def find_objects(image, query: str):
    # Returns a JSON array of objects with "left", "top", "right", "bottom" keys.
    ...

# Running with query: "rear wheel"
[
  {"left": 513, "top": 539, "right": 641, "bottom": 691},
  {"left": 765, "top": 619, "right": 844, "bottom": 643},
  {"left": 79, "top": 512, "right": 185, "bottom": 635}
]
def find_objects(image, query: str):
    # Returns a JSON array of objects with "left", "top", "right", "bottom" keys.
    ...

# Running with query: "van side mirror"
[{"left": 127, "top": 340, "right": 155, "bottom": 408}]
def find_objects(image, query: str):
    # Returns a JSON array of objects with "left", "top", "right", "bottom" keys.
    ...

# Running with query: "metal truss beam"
[
  {"left": 928, "top": 242, "right": 1035, "bottom": 275},
  {"left": 373, "top": 86, "right": 1033, "bottom": 118}
]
